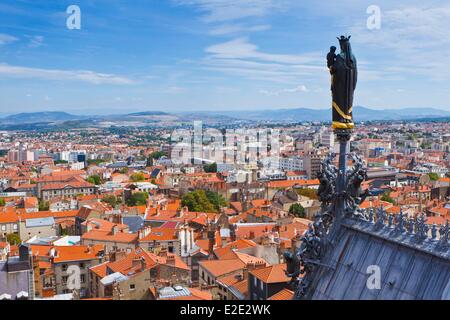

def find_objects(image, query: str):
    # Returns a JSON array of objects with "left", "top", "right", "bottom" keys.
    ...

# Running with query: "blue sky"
[{"left": 1, "top": 0, "right": 450, "bottom": 115}]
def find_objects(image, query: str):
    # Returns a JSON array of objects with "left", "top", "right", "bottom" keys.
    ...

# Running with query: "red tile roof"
[
  {"left": 199, "top": 259, "right": 246, "bottom": 278},
  {"left": 249, "top": 263, "right": 290, "bottom": 283},
  {"left": 268, "top": 288, "right": 294, "bottom": 300}
]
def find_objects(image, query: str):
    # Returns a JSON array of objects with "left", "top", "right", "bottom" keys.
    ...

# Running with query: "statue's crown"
[{"left": 337, "top": 35, "right": 351, "bottom": 43}]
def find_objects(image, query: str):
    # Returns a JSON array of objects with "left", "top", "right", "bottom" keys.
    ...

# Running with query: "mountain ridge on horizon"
[{"left": 1, "top": 106, "right": 449, "bottom": 125}]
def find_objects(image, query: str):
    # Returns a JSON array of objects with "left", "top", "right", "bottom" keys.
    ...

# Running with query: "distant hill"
[
  {"left": 127, "top": 111, "right": 169, "bottom": 116},
  {"left": 353, "top": 106, "right": 450, "bottom": 121},
  {"left": 1, "top": 106, "right": 449, "bottom": 130},
  {"left": 1, "top": 111, "right": 82, "bottom": 123},
  {"left": 211, "top": 106, "right": 450, "bottom": 122}
]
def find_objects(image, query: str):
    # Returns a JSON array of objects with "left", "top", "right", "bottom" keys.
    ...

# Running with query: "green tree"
[
  {"left": 130, "top": 172, "right": 145, "bottom": 182},
  {"left": 296, "top": 188, "right": 318, "bottom": 200},
  {"left": 381, "top": 192, "right": 395, "bottom": 204},
  {"left": 289, "top": 203, "right": 306, "bottom": 218},
  {"left": 205, "top": 190, "right": 227, "bottom": 211},
  {"left": 203, "top": 162, "right": 217, "bottom": 173},
  {"left": 126, "top": 192, "right": 148, "bottom": 206},
  {"left": 6, "top": 233, "right": 21, "bottom": 245},
  {"left": 38, "top": 200, "right": 49, "bottom": 211},
  {"left": 181, "top": 190, "right": 219, "bottom": 213},
  {"left": 147, "top": 151, "right": 167, "bottom": 166},
  {"left": 0, "top": 198, "right": 5, "bottom": 206},
  {"left": 87, "top": 174, "right": 102, "bottom": 185},
  {"left": 428, "top": 172, "right": 439, "bottom": 181},
  {"left": 102, "top": 195, "right": 119, "bottom": 207},
  {"left": 87, "top": 159, "right": 105, "bottom": 166}
]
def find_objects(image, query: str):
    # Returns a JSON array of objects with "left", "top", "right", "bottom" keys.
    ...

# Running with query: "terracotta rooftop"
[
  {"left": 268, "top": 179, "right": 320, "bottom": 189},
  {"left": 30, "top": 244, "right": 104, "bottom": 263},
  {"left": 81, "top": 230, "right": 138, "bottom": 243},
  {"left": 268, "top": 288, "right": 294, "bottom": 300},
  {"left": 199, "top": 259, "right": 246, "bottom": 278},
  {"left": 249, "top": 263, "right": 290, "bottom": 284}
]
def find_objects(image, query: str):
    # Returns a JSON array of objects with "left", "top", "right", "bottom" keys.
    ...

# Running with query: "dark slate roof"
[
  {"left": 150, "top": 168, "right": 161, "bottom": 179},
  {"left": 122, "top": 215, "right": 145, "bottom": 233},
  {"left": 107, "top": 161, "right": 128, "bottom": 169},
  {"left": 0, "top": 258, "right": 32, "bottom": 299},
  {"left": 308, "top": 218, "right": 450, "bottom": 300}
]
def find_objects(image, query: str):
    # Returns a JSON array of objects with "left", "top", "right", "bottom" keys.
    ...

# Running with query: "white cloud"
[
  {"left": 205, "top": 37, "right": 322, "bottom": 64},
  {"left": 164, "top": 86, "right": 187, "bottom": 93},
  {"left": 28, "top": 35, "right": 44, "bottom": 48},
  {"left": 173, "top": 0, "right": 284, "bottom": 23},
  {"left": 202, "top": 38, "right": 324, "bottom": 84},
  {"left": 350, "top": 4, "right": 450, "bottom": 80},
  {"left": 0, "top": 63, "right": 135, "bottom": 85},
  {"left": 260, "top": 85, "right": 309, "bottom": 96},
  {"left": 174, "top": 0, "right": 282, "bottom": 40},
  {"left": 0, "top": 33, "right": 18, "bottom": 45},
  {"left": 209, "top": 23, "right": 271, "bottom": 35}
]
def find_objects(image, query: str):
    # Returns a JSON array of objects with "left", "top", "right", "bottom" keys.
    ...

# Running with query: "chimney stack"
[
  {"left": 132, "top": 257, "right": 146, "bottom": 270},
  {"left": 159, "top": 247, "right": 168, "bottom": 257},
  {"left": 166, "top": 254, "right": 175, "bottom": 265},
  {"left": 207, "top": 222, "right": 216, "bottom": 259}
]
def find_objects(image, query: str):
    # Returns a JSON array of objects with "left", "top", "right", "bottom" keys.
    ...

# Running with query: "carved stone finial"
[
  {"left": 415, "top": 214, "right": 428, "bottom": 240},
  {"left": 439, "top": 220, "right": 449, "bottom": 247},
  {"left": 407, "top": 217, "right": 415, "bottom": 234},
  {"left": 368, "top": 207, "right": 374, "bottom": 223},
  {"left": 431, "top": 223, "right": 438, "bottom": 240},
  {"left": 395, "top": 211, "right": 405, "bottom": 233},
  {"left": 388, "top": 213, "right": 394, "bottom": 228},
  {"left": 375, "top": 206, "right": 386, "bottom": 228}
]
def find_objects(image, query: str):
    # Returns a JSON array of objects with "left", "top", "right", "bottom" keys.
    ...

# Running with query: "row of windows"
[
  {"left": 62, "top": 274, "right": 86, "bottom": 285},
  {"left": 1, "top": 224, "right": 18, "bottom": 231},
  {"left": 201, "top": 270, "right": 212, "bottom": 285},
  {"left": 253, "top": 276, "right": 264, "bottom": 291},
  {"left": 45, "top": 188, "right": 93, "bottom": 195},
  {"left": 61, "top": 262, "right": 86, "bottom": 271}
]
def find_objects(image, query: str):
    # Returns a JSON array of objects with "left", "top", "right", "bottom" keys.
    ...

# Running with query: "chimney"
[
  {"left": 249, "top": 231, "right": 255, "bottom": 239},
  {"left": 132, "top": 257, "right": 145, "bottom": 270},
  {"left": 166, "top": 254, "right": 175, "bottom": 265},
  {"left": 207, "top": 223, "right": 216, "bottom": 259},
  {"left": 138, "top": 226, "right": 151, "bottom": 240},
  {"left": 111, "top": 225, "right": 119, "bottom": 235},
  {"left": 141, "top": 257, "right": 147, "bottom": 271},
  {"left": 230, "top": 224, "right": 237, "bottom": 242},
  {"left": 159, "top": 247, "right": 168, "bottom": 257},
  {"left": 178, "top": 206, "right": 188, "bottom": 218},
  {"left": 49, "top": 247, "right": 56, "bottom": 258},
  {"left": 109, "top": 250, "right": 126, "bottom": 262}
]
